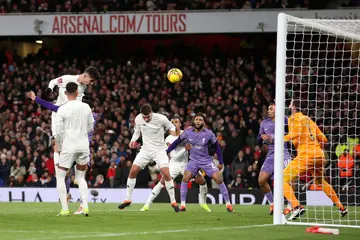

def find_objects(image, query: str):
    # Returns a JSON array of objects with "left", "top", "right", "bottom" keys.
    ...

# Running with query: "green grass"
[{"left": 0, "top": 203, "right": 359, "bottom": 240}]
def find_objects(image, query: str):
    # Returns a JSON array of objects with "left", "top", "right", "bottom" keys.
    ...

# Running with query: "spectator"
[
  {"left": 93, "top": 174, "right": 108, "bottom": 188},
  {"left": 107, "top": 160, "right": 117, "bottom": 188},
  {"left": 231, "top": 150, "right": 247, "bottom": 180},
  {"left": 0, "top": 153, "right": 10, "bottom": 186},
  {"left": 27, "top": 173, "right": 42, "bottom": 187},
  {"left": 229, "top": 174, "right": 244, "bottom": 189},
  {"left": 10, "top": 159, "right": 26, "bottom": 180}
]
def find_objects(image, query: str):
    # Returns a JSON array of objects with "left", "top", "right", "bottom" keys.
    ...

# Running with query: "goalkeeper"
[{"left": 283, "top": 99, "right": 348, "bottom": 220}]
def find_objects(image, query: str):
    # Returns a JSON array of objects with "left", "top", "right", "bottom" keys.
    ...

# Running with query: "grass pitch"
[{"left": 0, "top": 203, "right": 358, "bottom": 240}]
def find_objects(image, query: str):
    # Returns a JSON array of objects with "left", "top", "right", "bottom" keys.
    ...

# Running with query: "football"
[{"left": 167, "top": 68, "right": 183, "bottom": 83}]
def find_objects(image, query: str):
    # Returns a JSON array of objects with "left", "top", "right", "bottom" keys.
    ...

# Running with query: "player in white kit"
[
  {"left": 45, "top": 66, "right": 100, "bottom": 200},
  {"left": 140, "top": 117, "right": 211, "bottom": 212},
  {"left": 46, "top": 66, "right": 100, "bottom": 168},
  {"left": 55, "top": 82, "right": 94, "bottom": 216},
  {"left": 118, "top": 104, "right": 180, "bottom": 212}
]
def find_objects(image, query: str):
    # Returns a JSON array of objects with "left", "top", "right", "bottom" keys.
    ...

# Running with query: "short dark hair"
[
  {"left": 66, "top": 82, "right": 78, "bottom": 95},
  {"left": 82, "top": 98, "right": 94, "bottom": 109},
  {"left": 292, "top": 98, "right": 302, "bottom": 111},
  {"left": 140, "top": 104, "right": 152, "bottom": 115},
  {"left": 84, "top": 66, "right": 100, "bottom": 81}
]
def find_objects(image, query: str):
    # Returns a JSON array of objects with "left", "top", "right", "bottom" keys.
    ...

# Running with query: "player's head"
[
  {"left": 140, "top": 104, "right": 152, "bottom": 123},
  {"left": 171, "top": 117, "right": 181, "bottom": 130},
  {"left": 193, "top": 113, "right": 206, "bottom": 131},
  {"left": 65, "top": 82, "right": 78, "bottom": 98},
  {"left": 80, "top": 66, "right": 100, "bottom": 85},
  {"left": 268, "top": 101, "right": 275, "bottom": 119},
  {"left": 289, "top": 98, "right": 301, "bottom": 113}
]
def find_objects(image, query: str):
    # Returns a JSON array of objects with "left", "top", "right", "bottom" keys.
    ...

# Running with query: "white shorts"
[
  {"left": 169, "top": 162, "right": 187, "bottom": 179},
  {"left": 133, "top": 149, "right": 169, "bottom": 169},
  {"left": 51, "top": 111, "right": 57, "bottom": 136},
  {"left": 58, "top": 152, "right": 89, "bottom": 169}
]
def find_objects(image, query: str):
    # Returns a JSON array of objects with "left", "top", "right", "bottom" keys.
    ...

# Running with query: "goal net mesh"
[{"left": 282, "top": 16, "right": 360, "bottom": 227}]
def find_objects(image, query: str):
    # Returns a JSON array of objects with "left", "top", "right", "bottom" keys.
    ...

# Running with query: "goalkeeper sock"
[
  {"left": 199, "top": 184, "right": 208, "bottom": 204},
  {"left": 264, "top": 191, "right": 274, "bottom": 204},
  {"left": 75, "top": 168, "right": 88, "bottom": 210},
  {"left": 125, "top": 178, "right": 136, "bottom": 201},
  {"left": 56, "top": 167, "right": 68, "bottom": 212},
  {"left": 165, "top": 180, "right": 176, "bottom": 203},
  {"left": 65, "top": 176, "right": 70, "bottom": 194},
  {"left": 321, "top": 179, "right": 344, "bottom": 209},
  {"left": 180, "top": 182, "right": 188, "bottom": 206},
  {"left": 145, "top": 182, "right": 164, "bottom": 207},
  {"left": 283, "top": 183, "right": 300, "bottom": 209},
  {"left": 218, "top": 183, "right": 230, "bottom": 205}
]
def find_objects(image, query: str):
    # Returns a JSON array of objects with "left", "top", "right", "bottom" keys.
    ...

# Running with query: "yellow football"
[{"left": 167, "top": 68, "right": 183, "bottom": 83}]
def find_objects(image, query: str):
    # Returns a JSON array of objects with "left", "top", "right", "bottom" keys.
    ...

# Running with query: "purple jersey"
[
  {"left": 257, "top": 117, "right": 290, "bottom": 155},
  {"left": 167, "top": 127, "right": 224, "bottom": 164},
  {"left": 181, "top": 127, "right": 218, "bottom": 163}
]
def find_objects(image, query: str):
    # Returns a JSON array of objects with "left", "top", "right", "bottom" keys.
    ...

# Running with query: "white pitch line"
[
  {"left": 25, "top": 224, "right": 274, "bottom": 240},
  {"left": 0, "top": 209, "right": 162, "bottom": 215}
]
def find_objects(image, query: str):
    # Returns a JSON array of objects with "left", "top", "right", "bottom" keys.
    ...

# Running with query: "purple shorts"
[
  {"left": 185, "top": 160, "right": 219, "bottom": 178},
  {"left": 260, "top": 152, "right": 291, "bottom": 179}
]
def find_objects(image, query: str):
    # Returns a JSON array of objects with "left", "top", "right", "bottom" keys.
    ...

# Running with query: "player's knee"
[
  {"left": 129, "top": 165, "right": 140, "bottom": 178},
  {"left": 258, "top": 176, "right": 267, "bottom": 186}
]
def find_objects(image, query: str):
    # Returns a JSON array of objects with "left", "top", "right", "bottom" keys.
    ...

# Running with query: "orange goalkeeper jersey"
[{"left": 284, "top": 112, "right": 328, "bottom": 158}]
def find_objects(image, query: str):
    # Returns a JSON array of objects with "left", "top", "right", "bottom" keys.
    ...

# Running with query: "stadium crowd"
[
  {"left": 1, "top": 0, "right": 358, "bottom": 14},
  {"left": 0, "top": 32, "right": 359, "bottom": 191}
]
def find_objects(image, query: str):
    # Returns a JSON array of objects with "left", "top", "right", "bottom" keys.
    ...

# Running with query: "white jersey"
[
  {"left": 48, "top": 75, "right": 86, "bottom": 106},
  {"left": 55, "top": 100, "right": 94, "bottom": 153},
  {"left": 131, "top": 113, "right": 175, "bottom": 151},
  {"left": 165, "top": 131, "right": 188, "bottom": 165}
]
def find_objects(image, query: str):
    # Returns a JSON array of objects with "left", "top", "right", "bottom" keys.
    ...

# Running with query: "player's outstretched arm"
[
  {"left": 35, "top": 96, "right": 60, "bottom": 112},
  {"left": 166, "top": 137, "right": 183, "bottom": 153},
  {"left": 315, "top": 124, "right": 328, "bottom": 148}
]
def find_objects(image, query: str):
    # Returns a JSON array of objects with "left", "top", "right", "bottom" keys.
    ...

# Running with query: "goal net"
[{"left": 274, "top": 13, "right": 360, "bottom": 228}]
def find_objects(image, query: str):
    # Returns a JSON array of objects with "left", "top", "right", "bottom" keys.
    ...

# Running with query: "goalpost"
[{"left": 274, "top": 13, "right": 360, "bottom": 228}]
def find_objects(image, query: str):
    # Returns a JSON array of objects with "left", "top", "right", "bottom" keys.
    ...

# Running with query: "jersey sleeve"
[
  {"left": 48, "top": 75, "right": 77, "bottom": 89},
  {"left": 284, "top": 117, "right": 301, "bottom": 142},
  {"left": 162, "top": 115, "right": 176, "bottom": 131},
  {"left": 35, "top": 96, "right": 60, "bottom": 112},
  {"left": 315, "top": 124, "right": 328, "bottom": 144},
  {"left": 209, "top": 131, "right": 217, "bottom": 144},
  {"left": 86, "top": 105, "right": 94, "bottom": 134},
  {"left": 257, "top": 122, "right": 265, "bottom": 143},
  {"left": 130, "top": 115, "right": 141, "bottom": 142}
]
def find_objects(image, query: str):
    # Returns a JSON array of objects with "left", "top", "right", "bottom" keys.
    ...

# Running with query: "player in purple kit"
[
  {"left": 167, "top": 114, "right": 234, "bottom": 212},
  {"left": 27, "top": 90, "right": 97, "bottom": 215},
  {"left": 258, "top": 102, "right": 292, "bottom": 215}
]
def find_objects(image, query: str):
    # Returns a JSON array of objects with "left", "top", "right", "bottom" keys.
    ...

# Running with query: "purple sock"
[
  {"left": 219, "top": 183, "right": 230, "bottom": 203},
  {"left": 265, "top": 191, "right": 274, "bottom": 204},
  {"left": 180, "top": 182, "right": 188, "bottom": 203},
  {"left": 65, "top": 176, "right": 70, "bottom": 194}
]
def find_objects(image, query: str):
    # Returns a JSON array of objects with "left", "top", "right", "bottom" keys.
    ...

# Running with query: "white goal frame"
[{"left": 274, "top": 13, "right": 360, "bottom": 228}]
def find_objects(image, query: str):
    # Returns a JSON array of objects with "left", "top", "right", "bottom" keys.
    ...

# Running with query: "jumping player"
[{"left": 118, "top": 104, "right": 179, "bottom": 212}]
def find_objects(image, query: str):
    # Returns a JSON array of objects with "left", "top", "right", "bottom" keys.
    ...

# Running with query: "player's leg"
[
  {"left": 118, "top": 151, "right": 148, "bottom": 210},
  {"left": 180, "top": 170, "right": 194, "bottom": 211},
  {"left": 203, "top": 163, "right": 233, "bottom": 212},
  {"left": 312, "top": 159, "right": 348, "bottom": 217},
  {"left": 258, "top": 156, "right": 274, "bottom": 215},
  {"left": 56, "top": 152, "right": 73, "bottom": 216},
  {"left": 194, "top": 171, "right": 211, "bottom": 212},
  {"left": 141, "top": 163, "right": 180, "bottom": 211},
  {"left": 284, "top": 158, "right": 306, "bottom": 220},
  {"left": 75, "top": 153, "right": 89, "bottom": 216}
]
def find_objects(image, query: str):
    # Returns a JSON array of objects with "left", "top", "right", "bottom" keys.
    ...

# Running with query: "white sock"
[
  {"left": 199, "top": 184, "right": 208, "bottom": 205},
  {"left": 75, "top": 168, "right": 88, "bottom": 210},
  {"left": 56, "top": 167, "right": 68, "bottom": 212},
  {"left": 181, "top": 201, "right": 186, "bottom": 207},
  {"left": 54, "top": 152, "right": 59, "bottom": 176},
  {"left": 145, "top": 182, "right": 164, "bottom": 207},
  {"left": 126, "top": 178, "right": 136, "bottom": 201},
  {"left": 287, "top": 202, "right": 292, "bottom": 209},
  {"left": 165, "top": 180, "right": 176, "bottom": 203}
]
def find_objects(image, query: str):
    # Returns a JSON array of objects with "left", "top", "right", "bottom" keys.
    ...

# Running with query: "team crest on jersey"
[
  {"left": 202, "top": 138, "right": 206, "bottom": 143},
  {"left": 57, "top": 78, "right": 63, "bottom": 83}
]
